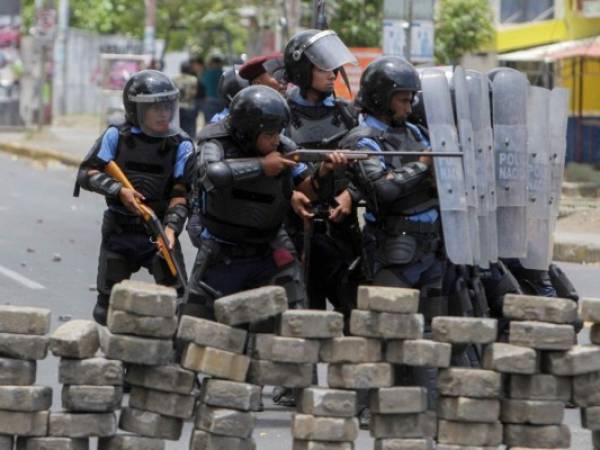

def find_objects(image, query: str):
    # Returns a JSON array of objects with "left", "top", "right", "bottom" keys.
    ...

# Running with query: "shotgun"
[{"left": 286, "top": 149, "right": 463, "bottom": 163}]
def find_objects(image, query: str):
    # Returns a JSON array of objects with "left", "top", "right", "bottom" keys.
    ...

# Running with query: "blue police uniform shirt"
[
  {"left": 356, "top": 114, "right": 438, "bottom": 224},
  {"left": 210, "top": 107, "right": 230, "bottom": 124},
  {"left": 97, "top": 126, "right": 192, "bottom": 179}
]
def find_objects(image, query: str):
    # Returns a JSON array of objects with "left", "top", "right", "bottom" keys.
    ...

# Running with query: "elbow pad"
[
  {"left": 163, "top": 203, "right": 189, "bottom": 236},
  {"left": 85, "top": 172, "right": 122, "bottom": 199}
]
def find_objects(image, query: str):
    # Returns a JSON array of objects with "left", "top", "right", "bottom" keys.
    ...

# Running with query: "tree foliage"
[
  {"left": 328, "top": 0, "right": 383, "bottom": 48},
  {"left": 434, "top": 0, "right": 495, "bottom": 65}
]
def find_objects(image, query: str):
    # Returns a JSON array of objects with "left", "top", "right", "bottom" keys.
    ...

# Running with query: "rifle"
[
  {"left": 286, "top": 149, "right": 463, "bottom": 163},
  {"left": 105, "top": 161, "right": 188, "bottom": 290}
]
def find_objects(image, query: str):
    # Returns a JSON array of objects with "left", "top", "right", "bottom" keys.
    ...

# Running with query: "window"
[{"left": 501, "top": 0, "right": 555, "bottom": 23}]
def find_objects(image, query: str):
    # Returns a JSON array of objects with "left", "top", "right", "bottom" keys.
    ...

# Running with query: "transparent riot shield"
[
  {"left": 548, "top": 88, "right": 570, "bottom": 258},
  {"left": 466, "top": 69, "right": 498, "bottom": 269},
  {"left": 422, "top": 68, "right": 472, "bottom": 266},
  {"left": 520, "top": 86, "right": 552, "bottom": 270},
  {"left": 490, "top": 68, "right": 529, "bottom": 258},
  {"left": 453, "top": 67, "right": 481, "bottom": 266}
]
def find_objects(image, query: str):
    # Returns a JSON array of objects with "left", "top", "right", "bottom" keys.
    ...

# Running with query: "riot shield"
[
  {"left": 520, "top": 86, "right": 552, "bottom": 270},
  {"left": 466, "top": 69, "right": 498, "bottom": 269},
  {"left": 548, "top": 88, "right": 570, "bottom": 256},
  {"left": 490, "top": 68, "right": 529, "bottom": 258},
  {"left": 453, "top": 67, "right": 481, "bottom": 266},
  {"left": 422, "top": 68, "right": 473, "bottom": 266}
]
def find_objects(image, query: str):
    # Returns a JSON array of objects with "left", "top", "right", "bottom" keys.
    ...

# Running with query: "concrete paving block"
[
  {"left": 107, "top": 309, "right": 177, "bottom": 339},
  {"left": 377, "top": 313, "right": 424, "bottom": 339},
  {"left": 509, "top": 374, "right": 572, "bottom": 401},
  {"left": 195, "top": 404, "right": 256, "bottom": 439},
  {"left": 328, "top": 363, "right": 393, "bottom": 389},
  {"left": 98, "top": 435, "right": 164, "bottom": 450},
  {"left": 542, "top": 345, "right": 600, "bottom": 375},
  {"left": 503, "top": 294, "right": 577, "bottom": 324},
  {"left": 370, "top": 413, "right": 432, "bottom": 439},
  {"left": 0, "top": 436, "right": 11, "bottom": 450},
  {"left": 292, "top": 414, "right": 359, "bottom": 442},
  {"left": 293, "top": 441, "right": 354, "bottom": 450},
  {"left": 437, "top": 368, "right": 502, "bottom": 398},
  {"left": 503, "top": 424, "right": 571, "bottom": 448},
  {"left": 214, "top": 286, "right": 288, "bottom": 326},
  {"left": 374, "top": 439, "right": 434, "bottom": 450},
  {"left": 582, "top": 406, "right": 600, "bottom": 430},
  {"left": 482, "top": 343, "right": 538, "bottom": 374},
  {"left": 437, "top": 420, "right": 503, "bottom": 446},
  {"left": 436, "top": 446, "right": 499, "bottom": 450},
  {"left": 182, "top": 344, "right": 250, "bottom": 382},
  {"left": 280, "top": 310, "right": 344, "bottom": 338},
  {"left": 437, "top": 397, "right": 500, "bottom": 423},
  {"left": 0, "top": 410, "right": 48, "bottom": 436},
  {"left": 0, "top": 386, "right": 52, "bottom": 412},
  {"left": 251, "top": 334, "right": 320, "bottom": 363},
  {"left": 49, "top": 412, "right": 116, "bottom": 438},
  {"left": 432, "top": 317, "right": 497, "bottom": 344},
  {"left": 356, "top": 286, "right": 420, "bottom": 313},
  {"left": 299, "top": 387, "right": 357, "bottom": 417},
  {"left": 369, "top": 387, "right": 427, "bottom": 414},
  {"left": 189, "top": 430, "right": 255, "bottom": 450},
  {"left": 349, "top": 310, "right": 380, "bottom": 338},
  {"left": 573, "top": 371, "right": 600, "bottom": 407},
  {"left": 580, "top": 297, "right": 600, "bottom": 323},
  {"left": 509, "top": 321, "right": 575, "bottom": 351},
  {"left": 98, "top": 326, "right": 174, "bottom": 366},
  {"left": 125, "top": 363, "right": 195, "bottom": 395},
  {"left": 247, "top": 359, "right": 312, "bottom": 388},
  {"left": 16, "top": 437, "right": 88, "bottom": 450},
  {"left": 386, "top": 339, "right": 451, "bottom": 367},
  {"left": 0, "top": 306, "right": 51, "bottom": 335},
  {"left": 118, "top": 407, "right": 182, "bottom": 440},
  {"left": 109, "top": 280, "right": 176, "bottom": 317},
  {"left": 176, "top": 315, "right": 247, "bottom": 354},
  {"left": 501, "top": 399, "right": 565, "bottom": 425},
  {"left": 201, "top": 379, "right": 261, "bottom": 412},
  {"left": 129, "top": 386, "right": 195, "bottom": 419},
  {"left": 0, "top": 333, "right": 48, "bottom": 360},
  {"left": 59, "top": 358, "right": 123, "bottom": 386},
  {"left": 0, "top": 358, "right": 36, "bottom": 385},
  {"left": 49, "top": 320, "right": 99, "bottom": 359},
  {"left": 320, "top": 337, "right": 381, "bottom": 363},
  {"left": 61, "top": 385, "right": 122, "bottom": 413}
]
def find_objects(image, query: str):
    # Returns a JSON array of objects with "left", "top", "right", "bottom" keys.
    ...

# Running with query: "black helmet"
[
  {"left": 123, "top": 70, "right": 180, "bottom": 137},
  {"left": 356, "top": 57, "right": 420, "bottom": 116},
  {"left": 218, "top": 68, "right": 249, "bottom": 107},
  {"left": 228, "top": 85, "right": 290, "bottom": 149},
  {"left": 284, "top": 29, "right": 356, "bottom": 90}
]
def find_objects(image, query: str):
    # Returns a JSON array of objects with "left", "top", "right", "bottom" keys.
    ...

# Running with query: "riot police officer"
[
  {"left": 283, "top": 29, "right": 362, "bottom": 328},
  {"left": 74, "top": 70, "right": 193, "bottom": 325},
  {"left": 340, "top": 57, "right": 445, "bottom": 425},
  {"left": 183, "top": 85, "right": 346, "bottom": 320},
  {"left": 210, "top": 68, "right": 249, "bottom": 124}
]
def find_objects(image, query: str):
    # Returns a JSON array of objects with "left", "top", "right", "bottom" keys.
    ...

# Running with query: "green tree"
[
  {"left": 434, "top": 0, "right": 495, "bottom": 65},
  {"left": 329, "top": 0, "right": 383, "bottom": 47}
]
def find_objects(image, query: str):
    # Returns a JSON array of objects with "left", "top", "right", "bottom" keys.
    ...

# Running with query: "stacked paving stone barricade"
[
  {"left": 0, "top": 306, "right": 51, "bottom": 450},
  {"left": 572, "top": 297, "right": 600, "bottom": 450},
  {"left": 102, "top": 279, "right": 188, "bottom": 448}
]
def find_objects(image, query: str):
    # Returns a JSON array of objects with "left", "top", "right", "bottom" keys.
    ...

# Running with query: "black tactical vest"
[
  {"left": 341, "top": 123, "right": 438, "bottom": 216},
  {"left": 198, "top": 123, "right": 293, "bottom": 244},
  {"left": 105, "top": 125, "right": 189, "bottom": 217}
]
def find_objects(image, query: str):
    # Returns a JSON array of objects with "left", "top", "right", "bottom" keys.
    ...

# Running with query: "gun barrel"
[{"left": 287, "top": 149, "right": 463, "bottom": 163}]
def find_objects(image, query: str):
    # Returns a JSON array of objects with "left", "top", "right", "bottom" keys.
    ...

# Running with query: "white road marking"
[{"left": 0, "top": 265, "right": 45, "bottom": 289}]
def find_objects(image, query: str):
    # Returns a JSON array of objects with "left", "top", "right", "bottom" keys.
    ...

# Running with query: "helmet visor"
[
  {"left": 132, "top": 90, "right": 180, "bottom": 138},
  {"left": 302, "top": 30, "right": 357, "bottom": 71}
]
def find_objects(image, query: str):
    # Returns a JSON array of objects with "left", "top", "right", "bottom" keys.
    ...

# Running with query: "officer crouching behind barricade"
[
  {"left": 181, "top": 85, "right": 347, "bottom": 321},
  {"left": 339, "top": 57, "right": 446, "bottom": 426},
  {"left": 74, "top": 70, "right": 194, "bottom": 325}
]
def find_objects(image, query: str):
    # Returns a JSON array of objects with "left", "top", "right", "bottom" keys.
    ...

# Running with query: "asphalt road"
[{"left": 0, "top": 152, "right": 597, "bottom": 449}]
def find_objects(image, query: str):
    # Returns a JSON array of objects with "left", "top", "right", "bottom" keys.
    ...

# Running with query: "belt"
[{"left": 382, "top": 216, "right": 441, "bottom": 235}]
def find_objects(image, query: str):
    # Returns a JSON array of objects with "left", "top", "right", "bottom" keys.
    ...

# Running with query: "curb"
[
  {"left": 562, "top": 182, "right": 600, "bottom": 199},
  {"left": 0, "top": 141, "right": 80, "bottom": 167},
  {"left": 554, "top": 240, "right": 600, "bottom": 265}
]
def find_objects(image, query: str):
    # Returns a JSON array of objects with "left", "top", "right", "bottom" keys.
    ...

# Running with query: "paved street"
[{"left": 0, "top": 151, "right": 597, "bottom": 449}]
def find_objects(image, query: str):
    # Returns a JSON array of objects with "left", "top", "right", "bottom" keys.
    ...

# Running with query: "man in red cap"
[{"left": 238, "top": 52, "right": 287, "bottom": 95}]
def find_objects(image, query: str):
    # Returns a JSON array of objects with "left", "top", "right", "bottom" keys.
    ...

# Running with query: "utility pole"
[
  {"left": 144, "top": 0, "right": 157, "bottom": 60},
  {"left": 54, "top": 0, "right": 69, "bottom": 116}
]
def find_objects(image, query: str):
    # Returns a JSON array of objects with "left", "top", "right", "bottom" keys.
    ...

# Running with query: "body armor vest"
[
  {"left": 106, "top": 125, "right": 189, "bottom": 217},
  {"left": 199, "top": 124, "right": 293, "bottom": 244},
  {"left": 341, "top": 123, "right": 438, "bottom": 217}
]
